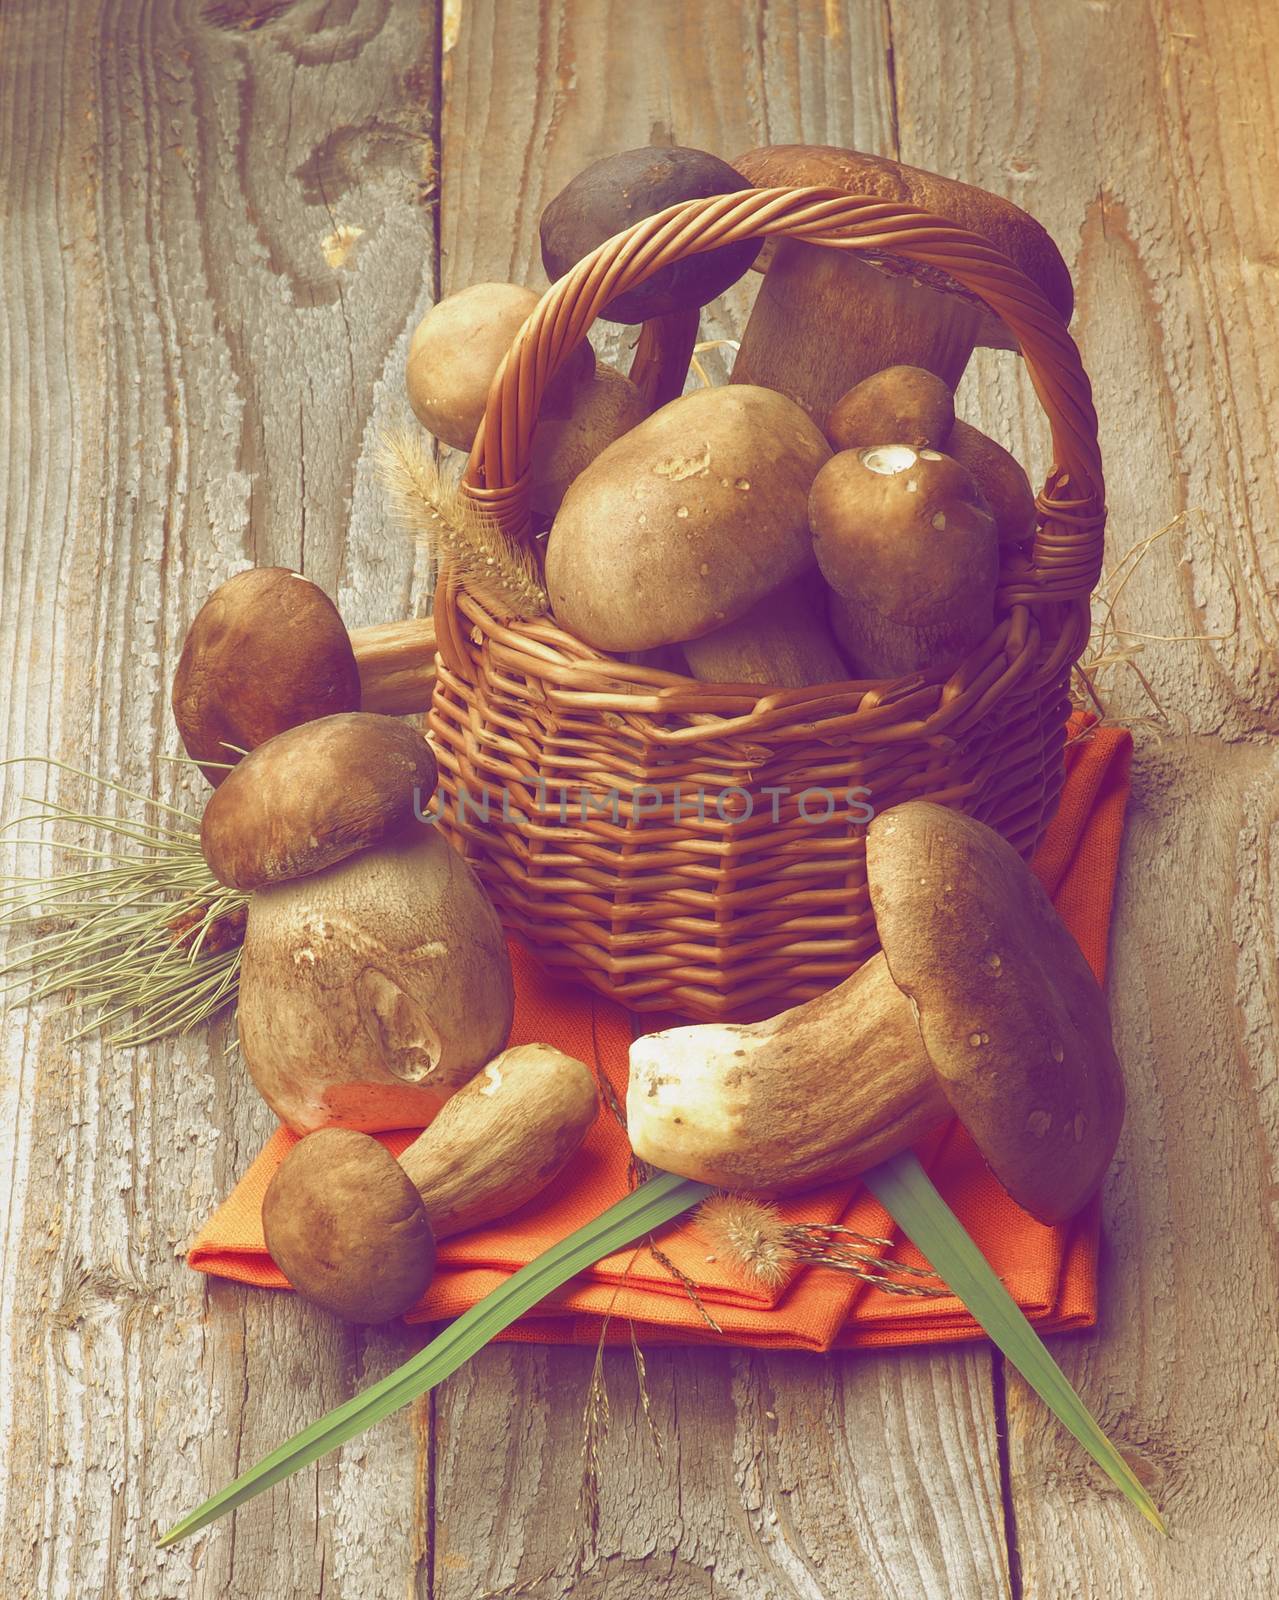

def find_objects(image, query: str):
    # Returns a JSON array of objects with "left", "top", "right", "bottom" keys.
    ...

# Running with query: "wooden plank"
[
  {"left": 887, "top": 0, "right": 1279, "bottom": 1592},
  {"left": 432, "top": 4, "right": 1013, "bottom": 1595},
  {"left": 0, "top": 3, "right": 438, "bottom": 1595}
]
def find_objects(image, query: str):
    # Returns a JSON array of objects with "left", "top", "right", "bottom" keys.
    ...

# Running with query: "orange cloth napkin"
[{"left": 189, "top": 715, "right": 1132, "bottom": 1351}]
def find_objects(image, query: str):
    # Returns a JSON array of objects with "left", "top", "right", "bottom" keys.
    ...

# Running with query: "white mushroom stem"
[
  {"left": 626, "top": 952, "right": 949, "bottom": 1191},
  {"left": 398, "top": 1042, "right": 598, "bottom": 1238},
  {"left": 730, "top": 243, "right": 985, "bottom": 427},
  {"left": 349, "top": 618, "right": 437, "bottom": 714},
  {"left": 681, "top": 576, "right": 848, "bottom": 688}
]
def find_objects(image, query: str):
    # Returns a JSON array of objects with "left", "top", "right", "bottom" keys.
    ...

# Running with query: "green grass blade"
[
  {"left": 158, "top": 1171, "right": 711, "bottom": 1547},
  {"left": 862, "top": 1151, "right": 1165, "bottom": 1533}
]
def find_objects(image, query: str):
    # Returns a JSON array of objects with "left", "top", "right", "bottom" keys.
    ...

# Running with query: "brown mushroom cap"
[
  {"left": 539, "top": 145, "right": 760, "bottom": 324},
  {"left": 172, "top": 568, "right": 361, "bottom": 787},
  {"left": 530, "top": 359, "right": 647, "bottom": 518},
  {"left": 406, "top": 282, "right": 593, "bottom": 452},
  {"left": 733, "top": 145, "right": 1074, "bottom": 346},
  {"left": 201, "top": 712, "right": 438, "bottom": 890},
  {"left": 947, "top": 419, "right": 1036, "bottom": 548},
  {"left": 867, "top": 801, "right": 1125, "bottom": 1223},
  {"left": 809, "top": 445, "right": 997, "bottom": 646},
  {"left": 824, "top": 366, "right": 955, "bottom": 453},
  {"left": 263, "top": 1128, "right": 436, "bottom": 1323},
  {"left": 545, "top": 384, "right": 831, "bottom": 653}
]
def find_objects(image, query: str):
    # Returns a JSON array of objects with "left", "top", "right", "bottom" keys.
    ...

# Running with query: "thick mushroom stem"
[
  {"left": 626, "top": 952, "right": 951, "bottom": 1191},
  {"left": 349, "top": 617, "right": 437, "bottom": 714},
  {"left": 626, "top": 306, "right": 701, "bottom": 412},
  {"left": 262, "top": 1043, "right": 598, "bottom": 1323},
  {"left": 730, "top": 244, "right": 985, "bottom": 428},
  {"left": 681, "top": 577, "right": 848, "bottom": 688},
  {"left": 397, "top": 1043, "right": 598, "bottom": 1238}
]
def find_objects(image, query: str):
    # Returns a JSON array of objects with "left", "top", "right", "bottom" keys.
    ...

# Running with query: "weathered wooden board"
[
  {"left": 2, "top": 0, "right": 1277, "bottom": 1596},
  {"left": 0, "top": 3, "right": 439, "bottom": 1596}
]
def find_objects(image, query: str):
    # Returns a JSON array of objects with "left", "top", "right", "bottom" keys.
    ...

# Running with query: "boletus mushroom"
[
  {"left": 262, "top": 1042, "right": 598, "bottom": 1322},
  {"left": 729, "top": 145, "right": 1074, "bottom": 427},
  {"left": 202, "top": 712, "right": 514, "bottom": 1133},
  {"left": 545, "top": 384, "right": 845, "bottom": 688},
  {"left": 172, "top": 568, "right": 362, "bottom": 786},
  {"left": 627, "top": 801, "right": 1125, "bottom": 1225},
  {"left": 808, "top": 444, "right": 998, "bottom": 679},
  {"left": 406, "top": 281, "right": 643, "bottom": 518},
  {"left": 540, "top": 146, "right": 761, "bottom": 412}
]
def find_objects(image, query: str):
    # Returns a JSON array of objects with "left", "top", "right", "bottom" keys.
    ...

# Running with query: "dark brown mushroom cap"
[
  {"left": 866, "top": 802, "right": 1125, "bottom": 1223},
  {"left": 825, "top": 366, "right": 955, "bottom": 453},
  {"left": 539, "top": 145, "right": 761, "bottom": 324},
  {"left": 172, "top": 568, "right": 361, "bottom": 787},
  {"left": 201, "top": 712, "right": 438, "bottom": 890},
  {"left": 733, "top": 145, "right": 1074, "bottom": 349},
  {"left": 263, "top": 1128, "right": 436, "bottom": 1324}
]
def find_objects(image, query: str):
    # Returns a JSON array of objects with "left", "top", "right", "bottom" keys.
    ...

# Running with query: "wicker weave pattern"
[{"left": 427, "top": 185, "right": 1103, "bottom": 1021}]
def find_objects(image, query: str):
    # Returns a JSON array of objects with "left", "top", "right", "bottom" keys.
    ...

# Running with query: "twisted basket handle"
[{"left": 441, "top": 185, "right": 1103, "bottom": 670}]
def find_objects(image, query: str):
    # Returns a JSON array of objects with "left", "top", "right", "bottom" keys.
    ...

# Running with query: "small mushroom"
[
  {"left": 405, "top": 281, "right": 642, "bottom": 518},
  {"left": 262, "top": 1043, "right": 598, "bottom": 1322},
  {"left": 202, "top": 713, "right": 514, "bottom": 1133},
  {"left": 540, "top": 146, "right": 761, "bottom": 412},
  {"left": 729, "top": 145, "right": 1074, "bottom": 427},
  {"left": 808, "top": 444, "right": 998, "bottom": 678},
  {"left": 946, "top": 419, "right": 1036, "bottom": 548},
  {"left": 172, "top": 568, "right": 361, "bottom": 786},
  {"left": 824, "top": 366, "right": 955, "bottom": 453},
  {"left": 627, "top": 801, "right": 1125, "bottom": 1225},
  {"left": 545, "top": 384, "right": 843, "bottom": 688}
]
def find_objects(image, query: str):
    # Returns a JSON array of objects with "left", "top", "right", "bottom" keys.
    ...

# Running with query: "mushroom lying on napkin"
[
  {"left": 262, "top": 1044, "right": 598, "bottom": 1323},
  {"left": 627, "top": 801, "right": 1125, "bottom": 1225},
  {"left": 201, "top": 712, "right": 514, "bottom": 1133},
  {"left": 545, "top": 383, "right": 844, "bottom": 687},
  {"left": 728, "top": 144, "right": 1074, "bottom": 427}
]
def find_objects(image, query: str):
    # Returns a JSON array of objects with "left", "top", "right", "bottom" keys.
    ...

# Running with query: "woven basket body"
[{"left": 428, "top": 185, "right": 1104, "bottom": 1022}]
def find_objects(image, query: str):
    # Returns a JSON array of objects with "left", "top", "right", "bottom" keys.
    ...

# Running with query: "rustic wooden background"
[{"left": 2, "top": 1, "right": 1276, "bottom": 1595}]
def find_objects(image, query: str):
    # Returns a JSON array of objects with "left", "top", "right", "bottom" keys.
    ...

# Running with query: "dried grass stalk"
[{"left": 377, "top": 426, "right": 548, "bottom": 620}]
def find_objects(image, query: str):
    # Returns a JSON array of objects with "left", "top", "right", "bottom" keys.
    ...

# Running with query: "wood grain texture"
[
  {"left": 3, "top": 0, "right": 1277, "bottom": 1596},
  {"left": 0, "top": 2, "right": 438, "bottom": 1596}
]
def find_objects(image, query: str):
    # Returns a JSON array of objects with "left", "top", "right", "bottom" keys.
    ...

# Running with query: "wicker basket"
[{"left": 428, "top": 184, "right": 1103, "bottom": 1022}]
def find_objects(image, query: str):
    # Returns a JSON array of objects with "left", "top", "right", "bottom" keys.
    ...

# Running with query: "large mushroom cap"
[
  {"left": 545, "top": 384, "right": 830, "bottom": 653},
  {"left": 172, "top": 568, "right": 361, "bottom": 787},
  {"left": 733, "top": 145, "right": 1074, "bottom": 346},
  {"left": 539, "top": 145, "right": 760, "bottom": 323},
  {"left": 867, "top": 802, "right": 1125, "bottom": 1223},
  {"left": 406, "top": 282, "right": 593, "bottom": 452},
  {"left": 263, "top": 1128, "right": 436, "bottom": 1323},
  {"left": 201, "top": 711, "right": 438, "bottom": 890}
]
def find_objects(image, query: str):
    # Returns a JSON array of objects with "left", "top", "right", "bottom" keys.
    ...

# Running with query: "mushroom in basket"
[
  {"left": 808, "top": 443, "right": 999, "bottom": 679},
  {"left": 627, "top": 800, "right": 1125, "bottom": 1225},
  {"left": 539, "top": 144, "right": 761, "bottom": 412},
  {"left": 825, "top": 364, "right": 1037, "bottom": 550},
  {"left": 201, "top": 711, "right": 514, "bottom": 1133},
  {"left": 262, "top": 1043, "right": 598, "bottom": 1323},
  {"left": 728, "top": 145, "right": 1074, "bottom": 428},
  {"left": 545, "top": 383, "right": 846, "bottom": 688},
  {"left": 406, "top": 280, "right": 644, "bottom": 518}
]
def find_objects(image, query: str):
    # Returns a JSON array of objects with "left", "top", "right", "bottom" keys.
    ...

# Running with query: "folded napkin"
[{"left": 190, "top": 715, "right": 1132, "bottom": 1352}]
